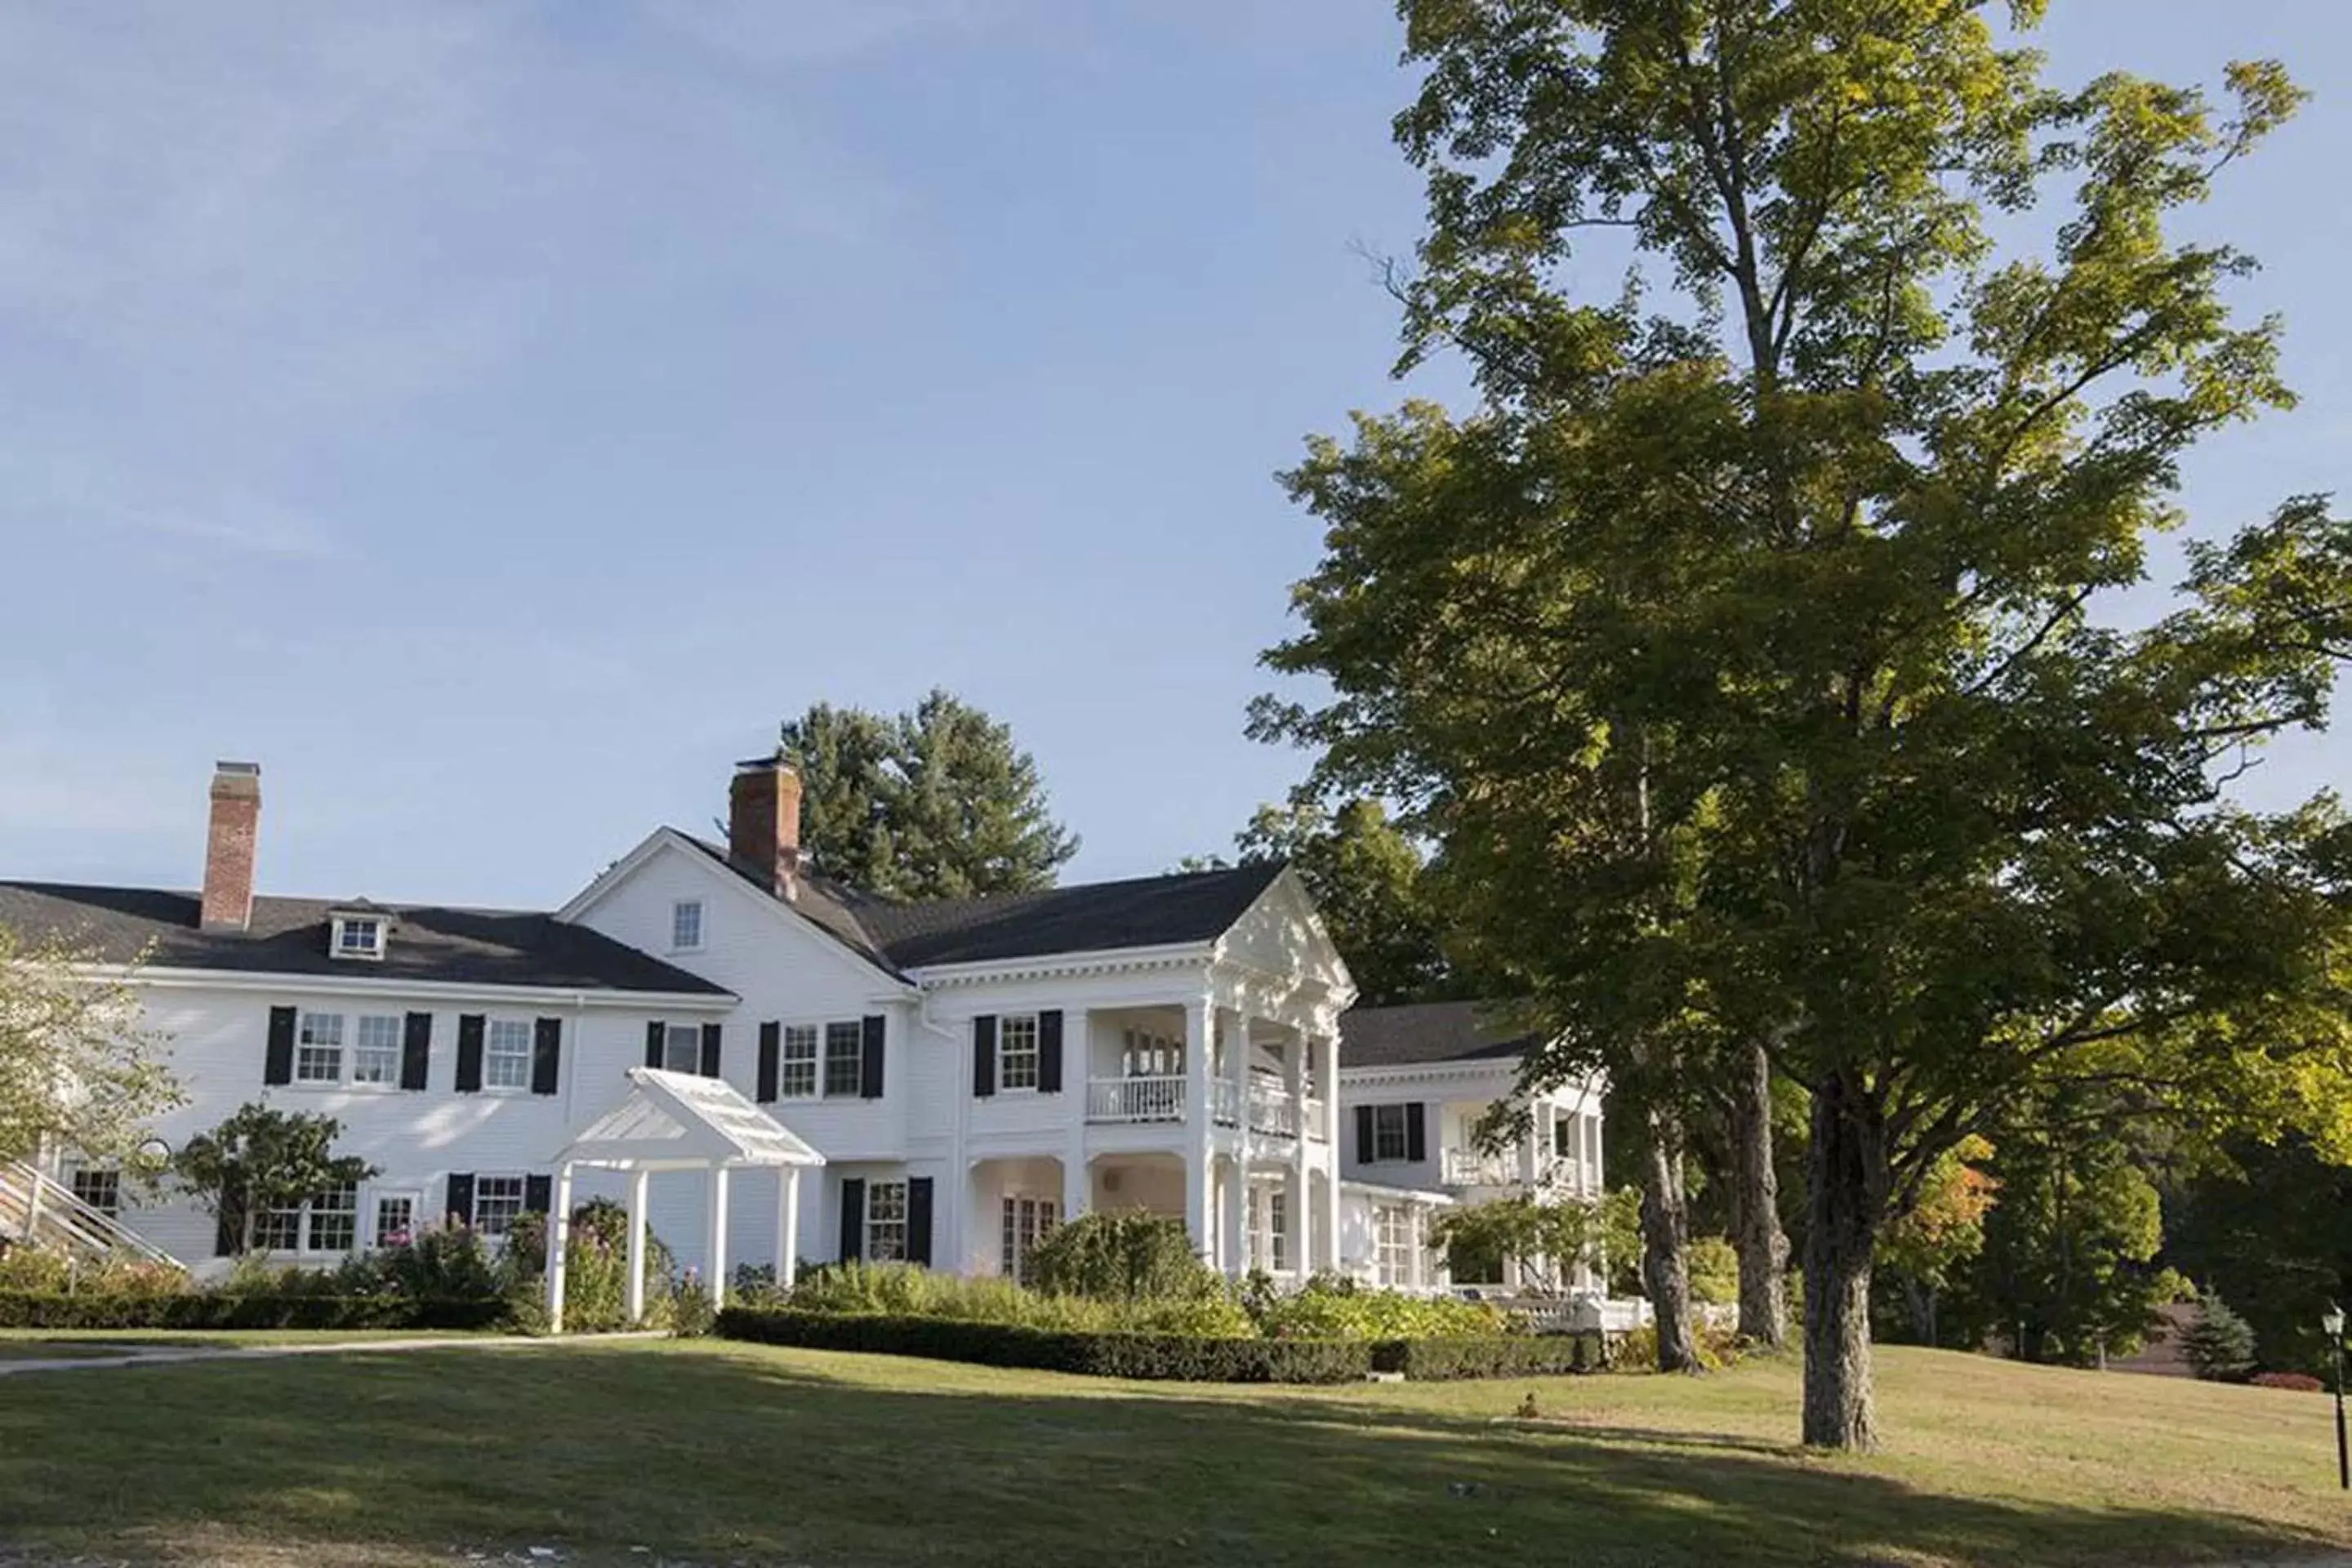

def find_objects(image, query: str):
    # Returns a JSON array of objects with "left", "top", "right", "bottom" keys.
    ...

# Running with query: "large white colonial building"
[{"left": 0, "top": 758, "right": 1603, "bottom": 1294}]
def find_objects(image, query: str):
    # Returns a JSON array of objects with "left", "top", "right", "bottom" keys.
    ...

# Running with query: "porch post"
[
  {"left": 1316, "top": 1029, "right": 1343, "bottom": 1270},
  {"left": 1285, "top": 1031, "right": 1308, "bottom": 1279},
  {"left": 545, "top": 1161, "right": 576, "bottom": 1334},
  {"left": 1223, "top": 1008, "right": 1250, "bottom": 1276},
  {"left": 1063, "top": 1009, "right": 1089, "bottom": 1223},
  {"left": 1223, "top": 1157, "right": 1248, "bottom": 1278},
  {"left": 1184, "top": 993, "right": 1214, "bottom": 1261},
  {"left": 706, "top": 1165, "right": 730, "bottom": 1308},
  {"left": 778, "top": 1165, "right": 802, "bottom": 1290},
  {"left": 625, "top": 1168, "right": 650, "bottom": 1325}
]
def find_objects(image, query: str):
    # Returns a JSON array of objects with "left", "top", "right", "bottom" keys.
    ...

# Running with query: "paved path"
[{"left": 0, "top": 1330, "right": 662, "bottom": 1377}]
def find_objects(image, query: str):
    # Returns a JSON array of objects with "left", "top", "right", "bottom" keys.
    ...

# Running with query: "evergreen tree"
[{"left": 2179, "top": 1294, "right": 2259, "bottom": 1382}]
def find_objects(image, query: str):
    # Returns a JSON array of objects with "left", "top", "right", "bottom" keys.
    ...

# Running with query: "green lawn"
[{"left": 0, "top": 1337, "right": 2344, "bottom": 1567}]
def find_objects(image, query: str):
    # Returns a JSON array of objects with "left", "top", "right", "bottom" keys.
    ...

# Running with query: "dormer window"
[{"left": 331, "top": 915, "right": 386, "bottom": 960}]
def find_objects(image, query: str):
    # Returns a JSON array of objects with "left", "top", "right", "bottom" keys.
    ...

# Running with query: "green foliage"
[
  {"left": 1616, "top": 1320, "right": 1744, "bottom": 1374},
  {"left": 0, "top": 1245, "right": 181, "bottom": 1297},
  {"left": 0, "top": 1290, "right": 509, "bottom": 1331},
  {"left": 354, "top": 1223, "right": 508, "bottom": 1304},
  {"left": 1226, "top": 798, "right": 1459, "bottom": 1005},
  {"left": 1380, "top": 1333, "right": 1602, "bottom": 1379},
  {"left": 1687, "top": 1236, "right": 1740, "bottom": 1307},
  {"left": 505, "top": 1199, "right": 684, "bottom": 1332},
  {"left": 1027, "top": 1212, "right": 1219, "bottom": 1303},
  {"left": 783, "top": 1259, "right": 1254, "bottom": 1336},
  {"left": 714, "top": 1307, "right": 1376, "bottom": 1383},
  {"left": 1250, "top": 1276, "right": 1507, "bottom": 1340},
  {"left": 2161, "top": 1134, "right": 2352, "bottom": 1379},
  {"left": 1429, "top": 1190, "right": 1642, "bottom": 1296},
  {"left": 0, "top": 924, "right": 180, "bottom": 1167},
  {"left": 779, "top": 689, "right": 1079, "bottom": 898},
  {"left": 2180, "top": 1294, "right": 2259, "bottom": 1383},
  {"left": 170, "top": 1102, "right": 380, "bottom": 1255}
]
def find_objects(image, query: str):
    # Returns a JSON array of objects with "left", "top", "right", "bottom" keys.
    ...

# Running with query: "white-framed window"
[
  {"left": 1000, "top": 1194, "right": 1058, "bottom": 1283},
  {"left": 67, "top": 1165, "right": 122, "bottom": 1217},
  {"left": 1250, "top": 1187, "right": 1288, "bottom": 1274},
  {"left": 824, "top": 1021, "right": 864, "bottom": 1097},
  {"left": 259, "top": 1183, "right": 360, "bottom": 1255},
  {"left": 1375, "top": 1204, "right": 1411, "bottom": 1287},
  {"left": 473, "top": 1175, "right": 527, "bottom": 1239},
  {"left": 866, "top": 1179, "right": 909, "bottom": 1262},
  {"left": 484, "top": 1019, "right": 533, "bottom": 1090},
  {"left": 662, "top": 1022, "right": 704, "bottom": 1074},
  {"left": 998, "top": 1013, "right": 1040, "bottom": 1091},
  {"left": 779, "top": 1025, "right": 818, "bottom": 1098},
  {"left": 670, "top": 899, "right": 704, "bottom": 952},
  {"left": 331, "top": 916, "right": 385, "bottom": 960},
  {"left": 1371, "top": 1103, "right": 1410, "bottom": 1163},
  {"left": 372, "top": 1191, "right": 420, "bottom": 1247},
  {"left": 296, "top": 1011, "right": 345, "bottom": 1084},
  {"left": 1121, "top": 1028, "right": 1181, "bottom": 1078},
  {"left": 352, "top": 1014, "right": 404, "bottom": 1085}
]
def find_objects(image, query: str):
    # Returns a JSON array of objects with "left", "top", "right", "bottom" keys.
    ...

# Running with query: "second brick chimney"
[
  {"left": 728, "top": 752, "right": 804, "bottom": 900},
  {"left": 200, "top": 761, "right": 262, "bottom": 933}
]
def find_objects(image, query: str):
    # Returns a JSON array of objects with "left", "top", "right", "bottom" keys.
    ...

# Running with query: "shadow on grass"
[{"left": 0, "top": 1342, "right": 2335, "bottom": 1568}]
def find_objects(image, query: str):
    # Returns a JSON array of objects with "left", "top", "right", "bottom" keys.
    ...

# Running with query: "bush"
[
  {"left": 782, "top": 1260, "right": 1255, "bottom": 1336},
  {"left": 714, "top": 1307, "right": 1372, "bottom": 1383},
  {"left": 0, "top": 1245, "right": 184, "bottom": 1297},
  {"left": 2252, "top": 1370, "right": 2326, "bottom": 1392},
  {"left": 1375, "top": 1334, "right": 1604, "bottom": 1379},
  {"left": 506, "top": 1200, "right": 684, "bottom": 1331},
  {"left": 1027, "top": 1212, "right": 1218, "bottom": 1303},
  {"left": 1613, "top": 1319, "right": 1743, "bottom": 1372},
  {"left": 368, "top": 1223, "right": 508, "bottom": 1304},
  {"left": 1688, "top": 1236, "right": 1740, "bottom": 1307},
  {"left": 2181, "top": 1295, "right": 2259, "bottom": 1382},
  {"left": 0, "top": 1290, "right": 509, "bottom": 1330},
  {"left": 1251, "top": 1276, "right": 1506, "bottom": 1341}
]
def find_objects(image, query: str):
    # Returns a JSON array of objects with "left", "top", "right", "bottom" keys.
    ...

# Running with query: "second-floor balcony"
[
  {"left": 1442, "top": 1148, "right": 1522, "bottom": 1187},
  {"left": 1085, "top": 1076, "right": 1327, "bottom": 1141}
]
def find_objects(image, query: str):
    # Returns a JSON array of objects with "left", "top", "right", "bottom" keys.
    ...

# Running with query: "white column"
[
  {"left": 1408, "top": 1204, "right": 1425, "bottom": 1293},
  {"left": 1222, "top": 1009, "right": 1250, "bottom": 1276},
  {"left": 706, "top": 1165, "right": 731, "bottom": 1308},
  {"left": 778, "top": 1166, "right": 802, "bottom": 1290},
  {"left": 545, "top": 1162, "right": 576, "bottom": 1334},
  {"left": 625, "top": 1169, "right": 650, "bottom": 1325},
  {"left": 1284, "top": 1031, "right": 1308, "bottom": 1277},
  {"left": 1316, "top": 1029, "right": 1343, "bottom": 1270},
  {"left": 1283, "top": 1160, "right": 1306, "bottom": 1281},
  {"left": 1183, "top": 994, "right": 1214, "bottom": 1261},
  {"left": 1063, "top": 1009, "right": 1090, "bottom": 1223}
]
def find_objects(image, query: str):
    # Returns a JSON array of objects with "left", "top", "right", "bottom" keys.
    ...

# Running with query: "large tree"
[
  {"left": 0, "top": 925, "right": 178, "bottom": 1170},
  {"left": 778, "top": 690, "right": 1079, "bottom": 900},
  {"left": 1258, "top": 0, "right": 2352, "bottom": 1446},
  {"left": 1230, "top": 798, "right": 1459, "bottom": 1006},
  {"left": 172, "top": 1102, "right": 379, "bottom": 1256}
]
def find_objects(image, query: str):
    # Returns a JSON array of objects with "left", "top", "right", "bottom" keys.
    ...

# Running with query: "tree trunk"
[
  {"left": 1802, "top": 1067, "right": 1886, "bottom": 1450},
  {"left": 1641, "top": 1102, "right": 1702, "bottom": 1373},
  {"left": 1726, "top": 1038, "right": 1790, "bottom": 1349}
]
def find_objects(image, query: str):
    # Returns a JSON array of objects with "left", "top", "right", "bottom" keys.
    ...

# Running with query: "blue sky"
[{"left": 0, "top": 1, "right": 2343, "bottom": 910}]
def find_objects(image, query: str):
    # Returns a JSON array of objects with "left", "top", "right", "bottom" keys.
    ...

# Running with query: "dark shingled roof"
[
  {"left": 680, "top": 835, "right": 1285, "bottom": 971},
  {"left": 0, "top": 881, "right": 728, "bottom": 995},
  {"left": 1339, "top": 1000, "right": 1541, "bottom": 1068}
]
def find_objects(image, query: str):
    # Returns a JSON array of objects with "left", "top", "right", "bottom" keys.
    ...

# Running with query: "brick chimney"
[
  {"left": 728, "top": 752, "right": 804, "bottom": 900},
  {"left": 200, "top": 761, "right": 262, "bottom": 933}
]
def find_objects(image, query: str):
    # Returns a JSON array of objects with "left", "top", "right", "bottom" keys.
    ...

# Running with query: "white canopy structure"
[{"left": 544, "top": 1067, "right": 825, "bottom": 1333}]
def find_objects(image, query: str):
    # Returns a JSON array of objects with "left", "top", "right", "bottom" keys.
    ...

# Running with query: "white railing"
[
  {"left": 1443, "top": 1148, "right": 1520, "bottom": 1187},
  {"left": 0, "top": 1160, "right": 180, "bottom": 1270},
  {"left": 1086, "top": 1075, "right": 1186, "bottom": 1124},
  {"left": 1247, "top": 1082, "right": 1299, "bottom": 1138},
  {"left": 1211, "top": 1080, "right": 1241, "bottom": 1126}
]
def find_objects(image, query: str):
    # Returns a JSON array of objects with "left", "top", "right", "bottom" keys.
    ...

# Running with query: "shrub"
[
  {"left": 714, "top": 1307, "right": 1373, "bottom": 1383},
  {"left": 1611, "top": 1319, "right": 1743, "bottom": 1372},
  {"left": 782, "top": 1260, "right": 1255, "bottom": 1336},
  {"left": 1027, "top": 1212, "right": 1218, "bottom": 1303},
  {"left": 2180, "top": 1295, "right": 2259, "bottom": 1383},
  {"left": 2252, "top": 1370, "right": 2326, "bottom": 1392},
  {"left": 1688, "top": 1236, "right": 1740, "bottom": 1307},
  {"left": 1375, "top": 1334, "right": 1604, "bottom": 1379},
  {"left": 1252, "top": 1276, "right": 1506, "bottom": 1341},
  {"left": 0, "top": 1290, "right": 509, "bottom": 1331},
  {"left": 370, "top": 1223, "right": 507, "bottom": 1304},
  {"left": 506, "top": 1200, "right": 684, "bottom": 1331},
  {"left": 0, "top": 1245, "right": 185, "bottom": 1298}
]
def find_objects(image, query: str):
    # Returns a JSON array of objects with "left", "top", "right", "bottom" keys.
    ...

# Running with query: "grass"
[{"left": 0, "top": 1338, "right": 2345, "bottom": 1567}]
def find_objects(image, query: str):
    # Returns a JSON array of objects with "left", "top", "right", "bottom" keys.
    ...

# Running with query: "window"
[
  {"left": 1267, "top": 1188, "right": 1289, "bottom": 1273},
  {"left": 296, "top": 1012, "right": 345, "bottom": 1084},
  {"left": 824, "top": 1021, "right": 864, "bottom": 1097},
  {"left": 259, "top": 1183, "right": 359, "bottom": 1254},
  {"left": 484, "top": 1019, "right": 533, "bottom": 1089},
  {"left": 352, "top": 1014, "right": 404, "bottom": 1085},
  {"left": 662, "top": 1023, "right": 704, "bottom": 1074},
  {"left": 473, "top": 1175, "right": 527, "bottom": 1239},
  {"left": 1376, "top": 1205, "right": 1412, "bottom": 1287},
  {"left": 67, "top": 1166, "right": 121, "bottom": 1217},
  {"left": 1000, "top": 1195, "right": 1058, "bottom": 1283},
  {"left": 866, "top": 1180, "right": 909, "bottom": 1262},
  {"left": 998, "top": 1013, "right": 1040, "bottom": 1091},
  {"left": 1121, "top": 1028, "right": 1181, "bottom": 1078},
  {"left": 374, "top": 1192, "right": 418, "bottom": 1247},
  {"left": 331, "top": 916, "right": 385, "bottom": 960},
  {"left": 670, "top": 899, "right": 704, "bottom": 951},
  {"left": 778, "top": 1025, "right": 818, "bottom": 1098},
  {"left": 1371, "top": 1103, "right": 1410, "bottom": 1163}
]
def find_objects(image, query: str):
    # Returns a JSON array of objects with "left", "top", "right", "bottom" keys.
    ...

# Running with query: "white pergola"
[{"left": 544, "top": 1067, "right": 825, "bottom": 1333}]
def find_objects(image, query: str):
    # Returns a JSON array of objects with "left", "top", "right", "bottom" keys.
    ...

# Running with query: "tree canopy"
[
  {"left": 1221, "top": 799, "right": 1459, "bottom": 1007},
  {"left": 172, "top": 1102, "right": 379, "bottom": 1256},
  {"left": 0, "top": 924, "right": 178, "bottom": 1169},
  {"left": 1257, "top": 0, "right": 2350, "bottom": 1447},
  {"left": 778, "top": 690, "right": 1079, "bottom": 901}
]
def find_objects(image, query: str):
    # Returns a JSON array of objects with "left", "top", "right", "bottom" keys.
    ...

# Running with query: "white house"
[{"left": 0, "top": 756, "right": 1600, "bottom": 1298}]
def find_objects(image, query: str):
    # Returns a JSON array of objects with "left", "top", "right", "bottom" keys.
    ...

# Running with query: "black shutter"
[
  {"left": 531, "top": 1018, "right": 562, "bottom": 1096},
  {"left": 454, "top": 1015, "right": 486, "bottom": 1093},
  {"left": 263, "top": 1005, "right": 296, "bottom": 1085},
  {"left": 1355, "top": 1104, "right": 1376, "bottom": 1165},
  {"left": 973, "top": 1015, "right": 997, "bottom": 1098},
  {"left": 523, "top": 1174, "right": 553, "bottom": 1216},
  {"left": 907, "top": 1177, "right": 934, "bottom": 1267},
  {"left": 860, "top": 1015, "right": 885, "bottom": 1099},
  {"left": 1038, "top": 1010, "right": 1063, "bottom": 1094},
  {"left": 700, "top": 1021, "right": 724, "bottom": 1078},
  {"left": 1405, "top": 1102, "right": 1428, "bottom": 1164},
  {"left": 756, "top": 1022, "right": 781, "bottom": 1103},
  {"left": 644, "top": 1021, "right": 666, "bottom": 1070},
  {"left": 446, "top": 1173, "right": 476, "bottom": 1227},
  {"left": 839, "top": 1178, "right": 866, "bottom": 1263},
  {"left": 399, "top": 1012, "right": 433, "bottom": 1091}
]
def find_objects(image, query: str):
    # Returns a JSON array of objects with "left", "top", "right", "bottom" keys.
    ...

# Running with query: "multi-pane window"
[
  {"left": 1267, "top": 1189, "right": 1289, "bottom": 1273},
  {"left": 67, "top": 1166, "right": 121, "bottom": 1216},
  {"left": 671, "top": 899, "right": 704, "bottom": 951},
  {"left": 473, "top": 1175, "right": 527, "bottom": 1239},
  {"left": 866, "top": 1180, "right": 909, "bottom": 1262},
  {"left": 1121, "top": 1028, "right": 1181, "bottom": 1078},
  {"left": 259, "top": 1183, "right": 359, "bottom": 1254},
  {"left": 662, "top": 1023, "right": 705, "bottom": 1074},
  {"left": 374, "top": 1193, "right": 417, "bottom": 1247},
  {"left": 1370, "top": 1103, "right": 1410, "bottom": 1163},
  {"left": 1000, "top": 1195, "right": 1058, "bottom": 1283},
  {"left": 1375, "top": 1205, "right": 1411, "bottom": 1287},
  {"left": 352, "top": 1014, "right": 404, "bottom": 1085},
  {"left": 998, "top": 1014, "right": 1040, "bottom": 1090},
  {"left": 333, "top": 916, "right": 385, "bottom": 957},
  {"left": 484, "top": 1020, "right": 533, "bottom": 1089},
  {"left": 296, "top": 1012, "right": 345, "bottom": 1083},
  {"left": 778, "top": 1025, "right": 818, "bottom": 1098},
  {"left": 824, "top": 1022, "right": 864, "bottom": 1097}
]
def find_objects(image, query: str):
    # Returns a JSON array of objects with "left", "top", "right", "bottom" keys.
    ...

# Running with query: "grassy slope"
[{"left": 0, "top": 1338, "right": 2342, "bottom": 1567}]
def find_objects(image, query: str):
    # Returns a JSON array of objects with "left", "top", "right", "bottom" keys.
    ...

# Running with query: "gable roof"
[
  {"left": 0, "top": 881, "right": 727, "bottom": 996},
  {"left": 554, "top": 1067, "right": 826, "bottom": 1171},
  {"left": 679, "top": 835, "right": 1285, "bottom": 970},
  {"left": 1339, "top": 1000, "right": 1540, "bottom": 1069}
]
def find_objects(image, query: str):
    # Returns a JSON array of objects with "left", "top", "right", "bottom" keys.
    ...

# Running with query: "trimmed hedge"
[
  {"left": 0, "top": 1291, "right": 513, "bottom": 1332},
  {"left": 715, "top": 1307, "right": 1374, "bottom": 1383},
  {"left": 1372, "top": 1332, "right": 1603, "bottom": 1380}
]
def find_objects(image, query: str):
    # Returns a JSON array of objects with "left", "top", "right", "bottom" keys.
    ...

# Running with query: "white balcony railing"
[
  {"left": 1086, "top": 1075, "right": 1186, "bottom": 1124},
  {"left": 1442, "top": 1148, "right": 1521, "bottom": 1187}
]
